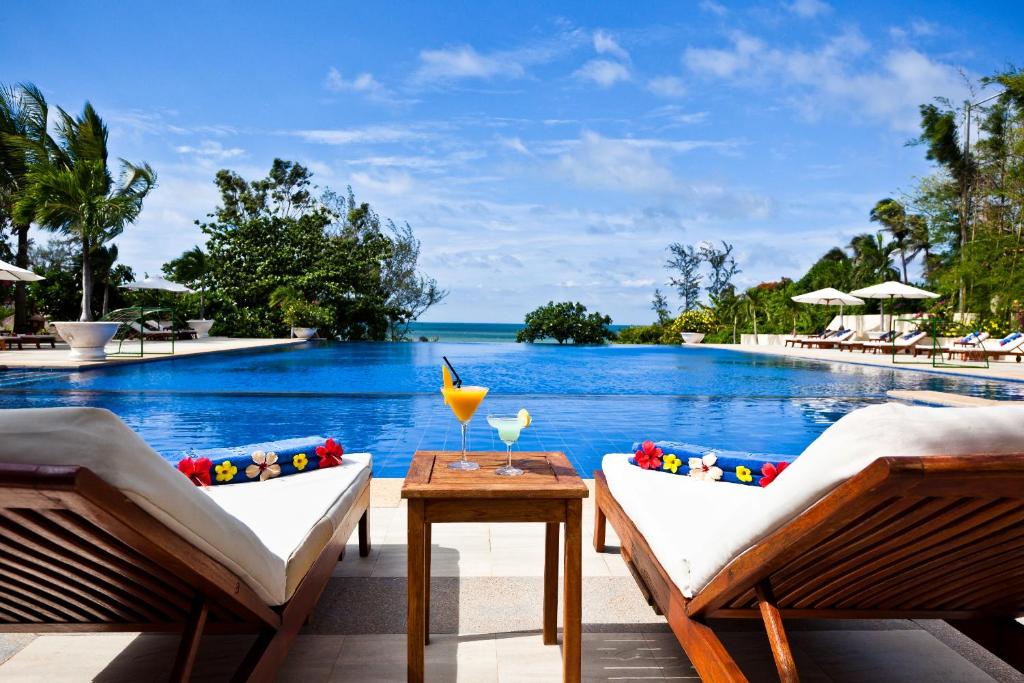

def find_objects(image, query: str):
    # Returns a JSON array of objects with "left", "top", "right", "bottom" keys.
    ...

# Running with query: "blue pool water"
[{"left": 2, "top": 342, "right": 1022, "bottom": 476}]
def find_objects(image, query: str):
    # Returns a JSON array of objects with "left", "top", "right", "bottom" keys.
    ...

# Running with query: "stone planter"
[
  {"left": 291, "top": 327, "right": 317, "bottom": 340},
  {"left": 679, "top": 332, "right": 706, "bottom": 344},
  {"left": 187, "top": 319, "right": 215, "bottom": 339},
  {"left": 52, "top": 321, "right": 122, "bottom": 361}
]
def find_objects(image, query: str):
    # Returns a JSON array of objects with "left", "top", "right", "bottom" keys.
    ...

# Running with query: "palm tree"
[
  {"left": 0, "top": 83, "right": 55, "bottom": 331},
  {"left": 164, "top": 246, "right": 209, "bottom": 317},
  {"left": 869, "top": 198, "right": 910, "bottom": 282},
  {"left": 848, "top": 232, "right": 898, "bottom": 285},
  {"left": 907, "top": 213, "right": 932, "bottom": 280},
  {"left": 14, "top": 103, "right": 155, "bottom": 321}
]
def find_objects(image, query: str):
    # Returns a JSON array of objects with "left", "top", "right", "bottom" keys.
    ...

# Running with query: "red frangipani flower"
[
  {"left": 177, "top": 457, "right": 213, "bottom": 487},
  {"left": 316, "top": 438, "right": 344, "bottom": 468},
  {"left": 634, "top": 440, "right": 663, "bottom": 470},
  {"left": 759, "top": 462, "right": 789, "bottom": 487}
]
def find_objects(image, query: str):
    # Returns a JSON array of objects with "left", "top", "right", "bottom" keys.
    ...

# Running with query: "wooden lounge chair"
[
  {"left": 0, "top": 407, "right": 372, "bottom": 681},
  {"left": 948, "top": 332, "right": 1024, "bottom": 363},
  {"left": 125, "top": 321, "right": 196, "bottom": 341},
  {"left": 9, "top": 334, "right": 58, "bottom": 349},
  {"left": 594, "top": 404, "right": 1024, "bottom": 682},
  {"left": 799, "top": 329, "right": 854, "bottom": 349},
  {"left": 862, "top": 329, "right": 927, "bottom": 355}
]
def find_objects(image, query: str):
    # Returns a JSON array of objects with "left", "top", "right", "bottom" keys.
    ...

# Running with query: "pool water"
[{"left": 2, "top": 342, "right": 1022, "bottom": 476}]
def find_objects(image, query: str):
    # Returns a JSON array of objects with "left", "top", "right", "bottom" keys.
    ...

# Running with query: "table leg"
[
  {"left": 424, "top": 522, "right": 431, "bottom": 645},
  {"left": 543, "top": 522, "right": 560, "bottom": 645},
  {"left": 407, "top": 500, "right": 426, "bottom": 683},
  {"left": 563, "top": 500, "right": 582, "bottom": 683}
]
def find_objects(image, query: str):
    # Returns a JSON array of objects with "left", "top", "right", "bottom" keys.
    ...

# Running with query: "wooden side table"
[{"left": 401, "top": 450, "right": 589, "bottom": 683}]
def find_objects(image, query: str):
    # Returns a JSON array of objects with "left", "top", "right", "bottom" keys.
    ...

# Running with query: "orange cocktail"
[{"left": 441, "top": 359, "right": 488, "bottom": 471}]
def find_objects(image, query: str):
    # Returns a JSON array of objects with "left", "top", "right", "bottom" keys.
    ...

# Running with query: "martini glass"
[
  {"left": 486, "top": 415, "right": 524, "bottom": 476},
  {"left": 441, "top": 385, "right": 488, "bottom": 470}
]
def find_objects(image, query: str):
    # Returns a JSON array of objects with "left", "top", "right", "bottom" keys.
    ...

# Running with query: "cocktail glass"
[
  {"left": 486, "top": 415, "right": 525, "bottom": 477},
  {"left": 441, "top": 385, "right": 489, "bottom": 471}
]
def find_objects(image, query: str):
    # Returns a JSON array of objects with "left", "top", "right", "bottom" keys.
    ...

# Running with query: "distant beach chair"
[
  {"left": 799, "top": 328, "right": 854, "bottom": 349},
  {"left": 862, "top": 329, "right": 927, "bottom": 355},
  {"left": 950, "top": 331, "right": 1024, "bottom": 362},
  {"left": 593, "top": 403, "right": 1024, "bottom": 681},
  {"left": 0, "top": 407, "right": 372, "bottom": 681},
  {"left": 784, "top": 328, "right": 834, "bottom": 347}
]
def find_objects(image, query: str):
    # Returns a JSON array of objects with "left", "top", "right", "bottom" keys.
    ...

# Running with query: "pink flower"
[{"left": 634, "top": 440, "right": 663, "bottom": 470}]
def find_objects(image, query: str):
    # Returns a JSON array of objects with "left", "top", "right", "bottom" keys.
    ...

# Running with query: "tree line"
[
  {"left": 0, "top": 83, "right": 444, "bottom": 338},
  {"left": 622, "top": 66, "right": 1024, "bottom": 343}
]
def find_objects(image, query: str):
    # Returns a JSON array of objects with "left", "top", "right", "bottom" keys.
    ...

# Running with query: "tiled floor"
[{"left": 0, "top": 480, "right": 1017, "bottom": 682}]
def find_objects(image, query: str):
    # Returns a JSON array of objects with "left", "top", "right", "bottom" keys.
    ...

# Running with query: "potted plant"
[
  {"left": 666, "top": 308, "right": 716, "bottom": 344},
  {"left": 270, "top": 286, "right": 332, "bottom": 339}
]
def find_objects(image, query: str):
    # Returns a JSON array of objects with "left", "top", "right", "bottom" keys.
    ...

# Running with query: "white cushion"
[
  {"left": 602, "top": 453, "right": 764, "bottom": 597},
  {"left": 203, "top": 453, "right": 370, "bottom": 601},
  {"left": 0, "top": 407, "right": 370, "bottom": 606},
  {"left": 605, "top": 403, "right": 1024, "bottom": 598}
]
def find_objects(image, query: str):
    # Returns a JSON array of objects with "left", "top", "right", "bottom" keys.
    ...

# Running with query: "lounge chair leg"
[
  {"left": 171, "top": 595, "right": 208, "bottom": 683},
  {"left": 667, "top": 593, "right": 748, "bottom": 682},
  {"left": 358, "top": 507, "right": 371, "bottom": 557},
  {"left": 593, "top": 497, "right": 607, "bottom": 553},
  {"left": 946, "top": 618, "right": 1024, "bottom": 673},
  {"left": 755, "top": 580, "right": 799, "bottom": 683}
]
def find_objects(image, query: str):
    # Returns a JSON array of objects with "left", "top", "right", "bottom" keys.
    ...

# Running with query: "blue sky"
[{"left": 3, "top": 1, "right": 1022, "bottom": 323}]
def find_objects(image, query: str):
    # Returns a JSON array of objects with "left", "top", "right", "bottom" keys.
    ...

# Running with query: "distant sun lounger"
[
  {"left": 798, "top": 329, "right": 854, "bottom": 349},
  {"left": 0, "top": 333, "right": 57, "bottom": 350},
  {"left": 0, "top": 407, "right": 372, "bottom": 681},
  {"left": 594, "top": 403, "right": 1024, "bottom": 681}
]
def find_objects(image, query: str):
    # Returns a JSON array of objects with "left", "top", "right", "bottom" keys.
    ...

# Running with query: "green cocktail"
[{"left": 486, "top": 409, "right": 531, "bottom": 477}]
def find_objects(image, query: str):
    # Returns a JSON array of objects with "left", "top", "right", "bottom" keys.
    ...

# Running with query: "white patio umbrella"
[
  {"left": 0, "top": 258, "right": 45, "bottom": 282},
  {"left": 790, "top": 287, "right": 864, "bottom": 328},
  {"left": 121, "top": 276, "right": 192, "bottom": 293},
  {"left": 849, "top": 281, "right": 938, "bottom": 331}
]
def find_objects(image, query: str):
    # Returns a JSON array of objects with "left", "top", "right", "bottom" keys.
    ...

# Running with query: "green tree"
[
  {"left": 869, "top": 198, "right": 911, "bottom": 282},
  {"left": 0, "top": 83, "right": 55, "bottom": 331},
  {"left": 651, "top": 289, "right": 671, "bottom": 325},
  {"left": 516, "top": 301, "right": 614, "bottom": 344},
  {"left": 14, "top": 102, "right": 155, "bottom": 320},
  {"left": 848, "top": 232, "right": 898, "bottom": 285},
  {"left": 699, "top": 241, "right": 740, "bottom": 305},
  {"left": 164, "top": 246, "right": 209, "bottom": 318},
  {"left": 666, "top": 243, "right": 702, "bottom": 311},
  {"left": 200, "top": 161, "right": 442, "bottom": 339}
]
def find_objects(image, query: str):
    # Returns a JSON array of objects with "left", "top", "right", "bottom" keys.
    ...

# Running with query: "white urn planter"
[
  {"left": 291, "top": 327, "right": 317, "bottom": 340},
  {"left": 679, "top": 332, "right": 706, "bottom": 344},
  {"left": 187, "top": 319, "right": 215, "bottom": 339},
  {"left": 52, "top": 321, "right": 122, "bottom": 361}
]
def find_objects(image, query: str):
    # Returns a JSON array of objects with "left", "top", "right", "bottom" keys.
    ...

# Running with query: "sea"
[{"left": 406, "top": 321, "right": 630, "bottom": 343}]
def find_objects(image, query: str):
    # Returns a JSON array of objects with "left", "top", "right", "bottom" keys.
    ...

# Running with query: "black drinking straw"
[{"left": 442, "top": 356, "right": 463, "bottom": 388}]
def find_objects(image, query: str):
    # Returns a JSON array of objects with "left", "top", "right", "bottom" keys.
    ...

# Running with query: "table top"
[{"left": 401, "top": 451, "right": 589, "bottom": 500}]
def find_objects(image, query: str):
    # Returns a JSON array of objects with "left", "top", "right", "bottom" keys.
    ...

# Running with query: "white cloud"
[
  {"left": 323, "top": 67, "right": 403, "bottom": 104},
  {"left": 574, "top": 59, "right": 631, "bottom": 87},
  {"left": 498, "top": 136, "right": 531, "bottom": 155},
  {"left": 684, "top": 33, "right": 764, "bottom": 78},
  {"left": 784, "top": 0, "right": 831, "bottom": 18},
  {"left": 414, "top": 45, "right": 525, "bottom": 82},
  {"left": 553, "top": 132, "right": 679, "bottom": 193},
  {"left": 699, "top": 0, "right": 728, "bottom": 16},
  {"left": 174, "top": 140, "right": 245, "bottom": 161},
  {"left": 593, "top": 30, "right": 629, "bottom": 61},
  {"left": 683, "top": 30, "right": 968, "bottom": 131},
  {"left": 647, "top": 76, "right": 687, "bottom": 98},
  {"left": 292, "top": 125, "right": 423, "bottom": 145}
]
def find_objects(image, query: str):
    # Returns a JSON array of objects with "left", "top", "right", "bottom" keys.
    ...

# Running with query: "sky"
[{"left": 2, "top": 1, "right": 1022, "bottom": 324}]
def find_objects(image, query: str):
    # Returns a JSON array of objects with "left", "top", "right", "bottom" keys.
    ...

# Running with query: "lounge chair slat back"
[
  {"left": 0, "top": 464, "right": 279, "bottom": 631},
  {"left": 688, "top": 455, "right": 1024, "bottom": 619}
]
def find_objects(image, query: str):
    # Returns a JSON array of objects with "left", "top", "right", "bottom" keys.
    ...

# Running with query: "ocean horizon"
[{"left": 408, "top": 321, "right": 631, "bottom": 343}]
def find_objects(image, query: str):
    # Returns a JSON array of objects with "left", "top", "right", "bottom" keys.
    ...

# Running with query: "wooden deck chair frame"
[
  {"left": 0, "top": 463, "right": 371, "bottom": 682},
  {"left": 594, "top": 455, "right": 1024, "bottom": 682}
]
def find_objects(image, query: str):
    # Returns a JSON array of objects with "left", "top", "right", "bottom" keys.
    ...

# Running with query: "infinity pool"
[{"left": 2, "top": 342, "right": 1022, "bottom": 476}]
